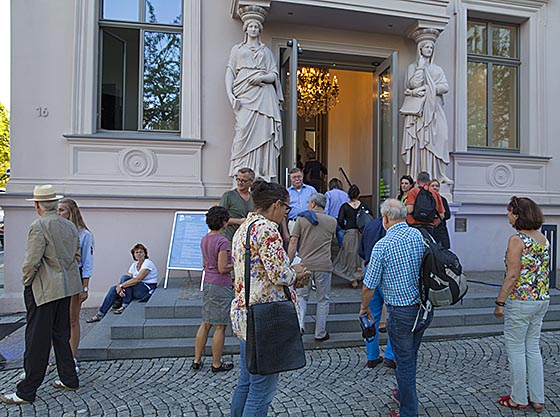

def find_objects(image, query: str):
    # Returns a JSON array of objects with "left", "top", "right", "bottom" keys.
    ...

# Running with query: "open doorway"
[{"left": 280, "top": 46, "right": 397, "bottom": 214}]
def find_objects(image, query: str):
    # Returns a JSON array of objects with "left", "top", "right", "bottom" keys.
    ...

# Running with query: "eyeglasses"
[
  {"left": 235, "top": 177, "right": 251, "bottom": 184},
  {"left": 281, "top": 201, "right": 292, "bottom": 215}
]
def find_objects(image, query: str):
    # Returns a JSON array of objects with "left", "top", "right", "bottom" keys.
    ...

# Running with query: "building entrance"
[{"left": 280, "top": 43, "right": 397, "bottom": 215}]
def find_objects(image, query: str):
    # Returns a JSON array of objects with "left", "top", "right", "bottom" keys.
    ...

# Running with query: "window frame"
[
  {"left": 97, "top": 0, "right": 183, "bottom": 133},
  {"left": 467, "top": 18, "right": 520, "bottom": 151}
]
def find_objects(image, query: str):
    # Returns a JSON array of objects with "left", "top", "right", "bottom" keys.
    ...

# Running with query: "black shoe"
[
  {"left": 211, "top": 362, "right": 234, "bottom": 373},
  {"left": 314, "top": 333, "right": 330, "bottom": 342},
  {"left": 383, "top": 358, "right": 397, "bottom": 369},
  {"left": 366, "top": 357, "right": 383, "bottom": 368},
  {"left": 191, "top": 361, "right": 203, "bottom": 371}
]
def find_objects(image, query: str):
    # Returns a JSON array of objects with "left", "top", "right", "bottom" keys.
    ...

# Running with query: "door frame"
[{"left": 273, "top": 38, "right": 397, "bottom": 198}]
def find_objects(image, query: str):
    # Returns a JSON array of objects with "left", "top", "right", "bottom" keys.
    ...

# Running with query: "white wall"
[{"left": 328, "top": 69, "right": 373, "bottom": 195}]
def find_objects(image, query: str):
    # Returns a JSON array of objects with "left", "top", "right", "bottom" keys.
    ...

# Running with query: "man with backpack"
[
  {"left": 360, "top": 198, "right": 433, "bottom": 417},
  {"left": 406, "top": 171, "right": 446, "bottom": 240}
]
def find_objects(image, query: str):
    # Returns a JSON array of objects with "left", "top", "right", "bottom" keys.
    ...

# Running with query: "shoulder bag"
[{"left": 244, "top": 221, "right": 306, "bottom": 375}]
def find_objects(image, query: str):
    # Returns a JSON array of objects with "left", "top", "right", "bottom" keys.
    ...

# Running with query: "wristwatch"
[{"left": 83, "top": 287, "right": 89, "bottom": 292}]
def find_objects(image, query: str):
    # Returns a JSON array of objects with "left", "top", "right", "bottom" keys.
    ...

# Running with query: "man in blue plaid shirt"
[{"left": 360, "top": 198, "right": 433, "bottom": 417}]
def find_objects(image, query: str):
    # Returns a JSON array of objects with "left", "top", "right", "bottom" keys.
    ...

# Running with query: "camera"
[{"left": 358, "top": 314, "right": 376, "bottom": 342}]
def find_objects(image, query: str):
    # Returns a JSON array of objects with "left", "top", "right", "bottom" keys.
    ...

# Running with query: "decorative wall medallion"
[
  {"left": 487, "top": 164, "right": 514, "bottom": 188},
  {"left": 118, "top": 148, "right": 157, "bottom": 177}
]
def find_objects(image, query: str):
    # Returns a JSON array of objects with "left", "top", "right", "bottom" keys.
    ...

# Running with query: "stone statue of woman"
[
  {"left": 401, "top": 32, "right": 453, "bottom": 184},
  {"left": 225, "top": 12, "right": 283, "bottom": 182}
]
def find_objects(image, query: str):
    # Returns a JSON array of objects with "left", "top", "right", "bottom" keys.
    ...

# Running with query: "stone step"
[
  {"left": 144, "top": 290, "right": 560, "bottom": 319},
  {"left": 78, "top": 320, "right": 560, "bottom": 361},
  {"left": 110, "top": 303, "right": 560, "bottom": 340}
]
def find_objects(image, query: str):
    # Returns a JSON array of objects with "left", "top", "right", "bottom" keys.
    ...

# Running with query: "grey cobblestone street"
[{"left": 0, "top": 331, "right": 559, "bottom": 416}]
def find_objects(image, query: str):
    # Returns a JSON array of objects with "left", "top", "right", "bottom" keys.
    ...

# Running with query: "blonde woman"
[{"left": 57, "top": 198, "right": 94, "bottom": 371}]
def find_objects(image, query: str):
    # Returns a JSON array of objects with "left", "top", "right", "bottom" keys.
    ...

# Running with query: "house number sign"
[{"left": 36, "top": 107, "right": 49, "bottom": 117}]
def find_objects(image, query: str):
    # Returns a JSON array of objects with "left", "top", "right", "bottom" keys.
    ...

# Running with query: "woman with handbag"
[{"left": 230, "top": 179, "right": 308, "bottom": 417}]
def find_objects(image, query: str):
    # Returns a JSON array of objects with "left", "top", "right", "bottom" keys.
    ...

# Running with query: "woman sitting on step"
[{"left": 87, "top": 243, "right": 158, "bottom": 322}]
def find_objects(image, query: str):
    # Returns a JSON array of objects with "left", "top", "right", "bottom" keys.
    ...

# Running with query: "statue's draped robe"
[
  {"left": 401, "top": 62, "right": 450, "bottom": 182},
  {"left": 227, "top": 42, "right": 283, "bottom": 182}
]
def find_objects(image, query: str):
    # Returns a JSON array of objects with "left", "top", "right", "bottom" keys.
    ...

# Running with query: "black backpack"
[
  {"left": 356, "top": 205, "right": 375, "bottom": 233},
  {"left": 418, "top": 229, "right": 468, "bottom": 307},
  {"left": 412, "top": 186, "right": 437, "bottom": 223}
]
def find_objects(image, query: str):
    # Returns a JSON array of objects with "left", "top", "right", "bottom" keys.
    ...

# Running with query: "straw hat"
[{"left": 26, "top": 184, "right": 64, "bottom": 202}]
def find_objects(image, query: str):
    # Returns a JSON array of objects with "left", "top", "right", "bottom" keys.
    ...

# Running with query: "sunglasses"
[{"left": 235, "top": 177, "right": 251, "bottom": 184}]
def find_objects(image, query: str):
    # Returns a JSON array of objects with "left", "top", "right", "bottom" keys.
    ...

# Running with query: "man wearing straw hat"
[{"left": 0, "top": 185, "right": 82, "bottom": 405}]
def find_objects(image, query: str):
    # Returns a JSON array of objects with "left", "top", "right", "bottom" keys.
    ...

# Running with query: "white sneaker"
[
  {"left": 18, "top": 371, "right": 26, "bottom": 381},
  {"left": 0, "top": 392, "right": 31, "bottom": 404}
]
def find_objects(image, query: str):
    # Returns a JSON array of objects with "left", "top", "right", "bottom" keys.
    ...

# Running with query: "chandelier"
[{"left": 297, "top": 67, "right": 340, "bottom": 122}]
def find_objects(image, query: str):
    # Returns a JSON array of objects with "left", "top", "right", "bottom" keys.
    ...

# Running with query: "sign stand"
[{"left": 164, "top": 211, "right": 208, "bottom": 289}]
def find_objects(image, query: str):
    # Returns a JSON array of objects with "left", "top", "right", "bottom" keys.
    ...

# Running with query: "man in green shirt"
[{"left": 219, "top": 167, "right": 254, "bottom": 241}]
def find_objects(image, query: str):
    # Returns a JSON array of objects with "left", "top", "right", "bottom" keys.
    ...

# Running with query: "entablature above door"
[{"left": 231, "top": 0, "right": 450, "bottom": 34}]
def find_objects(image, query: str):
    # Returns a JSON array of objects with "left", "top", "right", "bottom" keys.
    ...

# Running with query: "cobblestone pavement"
[{"left": 0, "top": 331, "right": 559, "bottom": 417}]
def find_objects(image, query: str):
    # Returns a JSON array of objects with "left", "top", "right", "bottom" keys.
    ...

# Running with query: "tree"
[{"left": 0, "top": 102, "right": 9, "bottom": 188}]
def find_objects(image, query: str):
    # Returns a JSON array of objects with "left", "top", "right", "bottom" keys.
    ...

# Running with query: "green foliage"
[{"left": 0, "top": 102, "right": 9, "bottom": 188}]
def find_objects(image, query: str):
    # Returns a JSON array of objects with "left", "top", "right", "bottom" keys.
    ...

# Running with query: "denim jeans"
[
  {"left": 504, "top": 299, "right": 549, "bottom": 405},
  {"left": 231, "top": 339, "right": 279, "bottom": 417},
  {"left": 98, "top": 275, "right": 154, "bottom": 315},
  {"left": 336, "top": 225, "right": 344, "bottom": 247},
  {"left": 296, "top": 271, "right": 331, "bottom": 338},
  {"left": 387, "top": 303, "right": 433, "bottom": 417},
  {"left": 366, "top": 285, "right": 394, "bottom": 361}
]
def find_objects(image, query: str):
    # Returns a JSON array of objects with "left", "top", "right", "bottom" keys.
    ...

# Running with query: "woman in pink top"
[{"left": 192, "top": 206, "right": 235, "bottom": 373}]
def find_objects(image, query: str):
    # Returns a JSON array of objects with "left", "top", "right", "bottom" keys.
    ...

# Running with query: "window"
[
  {"left": 467, "top": 19, "right": 519, "bottom": 150},
  {"left": 99, "top": 0, "right": 182, "bottom": 131}
]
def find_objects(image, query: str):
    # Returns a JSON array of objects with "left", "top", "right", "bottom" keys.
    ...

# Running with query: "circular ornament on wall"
[
  {"left": 487, "top": 164, "right": 514, "bottom": 188},
  {"left": 119, "top": 148, "right": 157, "bottom": 177}
]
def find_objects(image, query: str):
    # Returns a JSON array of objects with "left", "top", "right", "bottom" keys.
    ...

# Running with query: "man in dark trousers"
[
  {"left": 0, "top": 185, "right": 82, "bottom": 405},
  {"left": 359, "top": 216, "right": 396, "bottom": 369}
]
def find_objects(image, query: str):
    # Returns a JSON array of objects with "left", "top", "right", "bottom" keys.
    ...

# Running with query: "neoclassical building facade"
[{"left": 1, "top": 0, "right": 558, "bottom": 312}]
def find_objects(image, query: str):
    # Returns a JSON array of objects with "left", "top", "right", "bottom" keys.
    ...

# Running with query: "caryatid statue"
[
  {"left": 401, "top": 28, "right": 453, "bottom": 184},
  {"left": 225, "top": 6, "right": 283, "bottom": 183}
]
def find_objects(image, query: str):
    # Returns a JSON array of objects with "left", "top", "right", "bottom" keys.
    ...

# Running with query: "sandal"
[
  {"left": 113, "top": 306, "right": 126, "bottom": 314},
  {"left": 529, "top": 397, "right": 543, "bottom": 413},
  {"left": 191, "top": 361, "right": 203, "bottom": 371},
  {"left": 497, "top": 395, "right": 528, "bottom": 411},
  {"left": 86, "top": 314, "right": 103, "bottom": 323}
]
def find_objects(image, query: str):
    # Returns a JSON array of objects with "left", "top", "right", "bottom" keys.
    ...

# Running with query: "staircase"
[{"left": 78, "top": 278, "right": 560, "bottom": 361}]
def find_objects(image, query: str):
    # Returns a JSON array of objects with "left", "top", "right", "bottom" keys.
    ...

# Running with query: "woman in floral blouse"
[
  {"left": 494, "top": 196, "right": 550, "bottom": 413},
  {"left": 230, "top": 179, "right": 307, "bottom": 417}
]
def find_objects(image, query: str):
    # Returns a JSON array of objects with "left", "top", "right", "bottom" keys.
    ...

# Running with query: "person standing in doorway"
[
  {"left": 219, "top": 167, "right": 255, "bottom": 242},
  {"left": 1, "top": 185, "right": 81, "bottom": 405}
]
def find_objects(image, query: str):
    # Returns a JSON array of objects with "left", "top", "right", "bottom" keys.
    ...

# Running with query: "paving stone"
[{"left": 1, "top": 332, "right": 560, "bottom": 415}]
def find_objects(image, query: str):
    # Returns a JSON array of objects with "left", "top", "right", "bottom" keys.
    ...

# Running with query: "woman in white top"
[{"left": 87, "top": 243, "right": 158, "bottom": 322}]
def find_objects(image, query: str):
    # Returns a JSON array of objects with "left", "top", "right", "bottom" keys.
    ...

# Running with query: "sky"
[{"left": 0, "top": 0, "right": 10, "bottom": 110}]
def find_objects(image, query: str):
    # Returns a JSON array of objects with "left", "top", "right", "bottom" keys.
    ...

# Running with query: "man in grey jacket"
[{"left": 0, "top": 185, "right": 82, "bottom": 405}]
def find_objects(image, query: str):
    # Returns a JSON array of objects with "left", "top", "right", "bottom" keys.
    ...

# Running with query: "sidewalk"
[{"left": 0, "top": 331, "right": 559, "bottom": 416}]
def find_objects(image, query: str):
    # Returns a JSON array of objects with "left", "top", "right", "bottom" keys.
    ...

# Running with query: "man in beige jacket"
[{"left": 0, "top": 185, "right": 82, "bottom": 405}]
